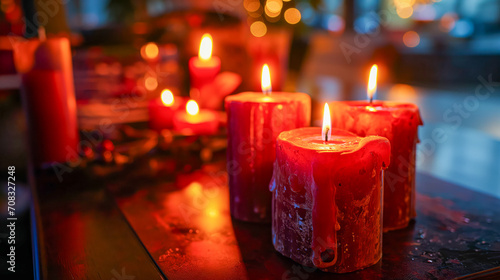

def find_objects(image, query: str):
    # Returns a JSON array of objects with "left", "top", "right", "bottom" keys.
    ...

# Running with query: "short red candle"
[
  {"left": 188, "top": 33, "right": 221, "bottom": 91},
  {"left": 270, "top": 127, "right": 391, "bottom": 273},
  {"left": 173, "top": 100, "right": 218, "bottom": 135},
  {"left": 148, "top": 89, "right": 185, "bottom": 131},
  {"left": 13, "top": 36, "right": 79, "bottom": 165},
  {"left": 330, "top": 101, "right": 422, "bottom": 231}
]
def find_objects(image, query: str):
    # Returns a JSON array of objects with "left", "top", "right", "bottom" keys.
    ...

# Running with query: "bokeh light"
[
  {"left": 161, "top": 89, "right": 174, "bottom": 106},
  {"left": 141, "top": 42, "right": 159, "bottom": 60},
  {"left": 250, "top": 21, "right": 267, "bottom": 37},
  {"left": 186, "top": 100, "right": 199, "bottom": 116},
  {"left": 403, "top": 31, "right": 420, "bottom": 48},
  {"left": 266, "top": 0, "right": 283, "bottom": 14},
  {"left": 145, "top": 76, "right": 158, "bottom": 91},
  {"left": 244, "top": 0, "right": 260, "bottom": 13},
  {"left": 284, "top": 8, "right": 301, "bottom": 24}
]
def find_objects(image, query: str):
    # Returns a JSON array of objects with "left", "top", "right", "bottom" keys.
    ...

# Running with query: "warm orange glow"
[
  {"left": 198, "top": 33, "right": 213, "bottom": 61},
  {"left": 322, "top": 103, "right": 331, "bottom": 142},
  {"left": 161, "top": 89, "right": 174, "bottom": 106},
  {"left": 261, "top": 64, "right": 272, "bottom": 94},
  {"left": 284, "top": 8, "right": 301, "bottom": 24},
  {"left": 266, "top": 0, "right": 283, "bottom": 14},
  {"left": 403, "top": 31, "right": 420, "bottom": 48},
  {"left": 142, "top": 42, "right": 159, "bottom": 60},
  {"left": 367, "top": 64, "right": 378, "bottom": 102},
  {"left": 250, "top": 21, "right": 267, "bottom": 37},
  {"left": 145, "top": 77, "right": 158, "bottom": 91},
  {"left": 244, "top": 0, "right": 260, "bottom": 12},
  {"left": 186, "top": 100, "right": 199, "bottom": 116}
]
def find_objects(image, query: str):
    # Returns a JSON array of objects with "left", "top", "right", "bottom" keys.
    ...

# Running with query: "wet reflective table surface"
[{"left": 32, "top": 150, "right": 500, "bottom": 279}]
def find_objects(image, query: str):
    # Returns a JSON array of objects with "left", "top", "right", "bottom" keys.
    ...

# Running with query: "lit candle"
[
  {"left": 270, "top": 104, "right": 391, "bottom": 273},
  {"left": 225, "top": 64, "right": 311, "bottom": 223},
  {"left": 172, "top": 100, "right": 219, "bottom": 135},
  {"left": 188, "top": 33, "right": 221, "bottom": 91},
  {"left": 330, "top": 65, "right": 423, "bottom": 231},
  {"left": 13, "top": 33, "right": 79, "bottom": 165},
  {"left": 148, "top": 89, "right": 186, "bottom": 131}
]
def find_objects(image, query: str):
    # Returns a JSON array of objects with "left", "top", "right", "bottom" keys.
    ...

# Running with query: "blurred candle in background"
[
  {"left": 13, "top": 31, "right": 79, "bottom": 166},
  {"left": 225, "top": 64, "right": 311, "bottom": 223},
  {"left": 330, "top": 65, "right": 423, "bottom": 231},
  {"left": 188, "top": 33, "right": 221, "bottom": 93},
  {"left": 148, "top": 89, "right": 186, "bottom": 131},
  {"left": 173, "top": 100, "right": 218, "bottom": 135}
]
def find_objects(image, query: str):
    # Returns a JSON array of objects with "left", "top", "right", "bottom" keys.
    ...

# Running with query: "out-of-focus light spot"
[
  {"left": 266, "top": 0, "right": 283, "bottom": 14},
  {"left": 403, "top": 31, "right": 420, "bottom": 48},
  {"left": 141, "top": 42, "right": 159, "bottom": 60},
  {"left": 297, "top": 2, "right": 315, "bottom": 25},
  {"left": 397, "top": 5, "right": 413, "bottom": 19},
  {"left": 244, "top": 0, "right": 260, "bottom": 13},
  {"left": 284, "top": 8, "right": 301, "bottom": 24},
  {"left": 250, "top": 21, "right": 267, "bottom": 37},
  {"left": 186, "top": 182, "right": 203, "bottom": 197},
  {"left": 145, "top": 76, "right": 158, "bottom": 91},
  {"left": 440, "top": 12, "right": 457, "bottom": 32},
  {"left": 326, "top": 15, "right": 344, "bottom": 33},
  {"left": 161, "top": 89, "right": 174, "bottom": 106},
  {"left": 265, "top": 5, "right": 280, "bottom": 18},
  {"left": 450, "top": 19, "right": 474, "bottom": 38},
  {"left": 186, "top": 100, "right": 199, "bottom": 116},
  {"left": 206, "top": 207, "right": 219, "bottom": 217},
  {"left": 388, "top": 84, "right": 417, "bottom": 99},
  {"left": 413, "top": 4, "right": 436, "bottom": 21},
  {"left": 95, "top": 63, "right": 109, "bottom": 76},
  {"left": 354, "top": 16, "right": 380, "bottom": 34}
]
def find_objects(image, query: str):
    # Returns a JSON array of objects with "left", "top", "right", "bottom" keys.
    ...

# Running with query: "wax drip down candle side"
[
  {"left": 330, "top": 65, "right": 423, "bottom": 231},
  {"left": 225, "top": 64, "right": 311, "bottom": 223},
  {"left": 270, "top": 104, "right": 391, "bottom": 273}
]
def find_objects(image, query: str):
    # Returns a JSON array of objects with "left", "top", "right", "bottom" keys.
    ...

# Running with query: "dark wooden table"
[{"left": 30, "top": 151, "right": 500, "bottom": 280}]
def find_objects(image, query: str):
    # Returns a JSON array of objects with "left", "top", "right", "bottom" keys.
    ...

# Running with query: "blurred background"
[{"left": 0, "top": 0, "right": 499, "bottom": 195}]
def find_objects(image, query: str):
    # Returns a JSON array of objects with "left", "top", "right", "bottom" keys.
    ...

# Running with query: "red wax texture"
[
  {"left": 225, "top": 92, "right": 311, "bottom": 222},
  {"left": 330, "top": 101, "right": 422, "bottom": 231},
  {"left": 148, "top": 97, "right": 185, "bottom": 131},
  {"left": 188, "top": 56, "right": 221, "bottom": 90},
  {"left": 15, "top": 38, "right": 79, "bottom": 165},
  {"left": 172, "top": 110, "right": 218, "bottom": 135},
  {"left": 270, "top": 127, "right": 390, "bottom": 273}
]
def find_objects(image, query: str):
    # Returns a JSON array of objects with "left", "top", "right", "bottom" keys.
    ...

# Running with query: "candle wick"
[
  {"left": 369, "top": 95, "right": 373, "bottom": 104},
  {"left": 324, "top": 127, "right": 329, "bottom": 142}
]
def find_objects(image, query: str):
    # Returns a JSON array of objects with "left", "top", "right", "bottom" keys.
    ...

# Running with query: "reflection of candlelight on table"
[
  {"left": 173, "top": 100, "right": 218, "bottom": 135},
  {"left": 270, "top": 104, "right": 391, "bottom": 273},
  {"left": 330, "top": 64, "right": 423, "bottom": 232},
  {"left": 189, "top": 33, "right": 221, "bottom": 92}
]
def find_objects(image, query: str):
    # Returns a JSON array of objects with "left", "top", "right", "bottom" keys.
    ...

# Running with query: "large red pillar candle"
[
  {"left": 270, "top": 107, "right": 391, "bottom": 272},
  {"left": 13, "top": 36, "right": 79, "bottom": 166},
  {"left": 188, "top": 33, "right": 221, "bottom": 91},
  {"left": 330, "top": 65, "right": 423, "bottom": 231},
  {"left": 225, "top": 65, "right": 311, "bottom": 223}
]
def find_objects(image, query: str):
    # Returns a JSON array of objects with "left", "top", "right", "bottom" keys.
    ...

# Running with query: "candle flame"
[
  {"left": 198, "top": 33, "right": 213, "bottom": 61},
  {"left": 322, "top": 103, "right": 331, "bottom": 142},
  {"left": 367, "top": 64, "right": 378, "bottom": 103},
  {"left": 186, "top": 100, "right": 199, "bottom": 116},
  {"left": 261, "top": 64, "right": 272, "bottom": 94},
  {"left": 161, "top": 89, "right": 174, "bottom": 106}
]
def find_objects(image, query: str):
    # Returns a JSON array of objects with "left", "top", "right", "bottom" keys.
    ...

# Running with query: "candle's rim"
[
  {"left": 330, "top": 100, "right": 419, "bottom": 112},
  {"left": 225, "top": 91, "right": 310, "bottom": 104}
]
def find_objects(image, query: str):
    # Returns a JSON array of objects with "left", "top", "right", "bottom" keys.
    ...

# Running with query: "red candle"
[
  {"left": 225, "top": 64, "right": 311, "bottom": 223},
  {"left": 330, "top": 65, "right": 423, "bottom": 231},
  {"left": 270, "top": 104, "right": 391, "bottom": 273},
  {"left": 148, "top": 89, "right": 185, "bottom": 131},
  {"left": 173, "top": 100, "right": 218, "bottom": 135},
  {"left": 13, "top": 35, "right": 79, "bottom": 166},
  {"left": 188, "top": 33, "right": 221, "bottom": 91}
]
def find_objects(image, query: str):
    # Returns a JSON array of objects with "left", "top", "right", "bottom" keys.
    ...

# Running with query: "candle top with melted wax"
[{"left": 337, "top": 100, "right": 420, "bottom": 114}]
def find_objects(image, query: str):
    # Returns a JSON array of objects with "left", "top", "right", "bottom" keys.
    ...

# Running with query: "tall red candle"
[
  {"left": 225, "top": 65, "right": 311, "bottom": 223},
  {"left": 270, "top": 106, "right": 391, "bottom": 272},
  {"left": 330, "top": 65, "right": 423, "bottom": 231},
  {"left": 188, "top": 33, "right": 221, "bottom": 91},
  {"left": 13, "top": 36, "right": 79, "bottom": 166}
]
